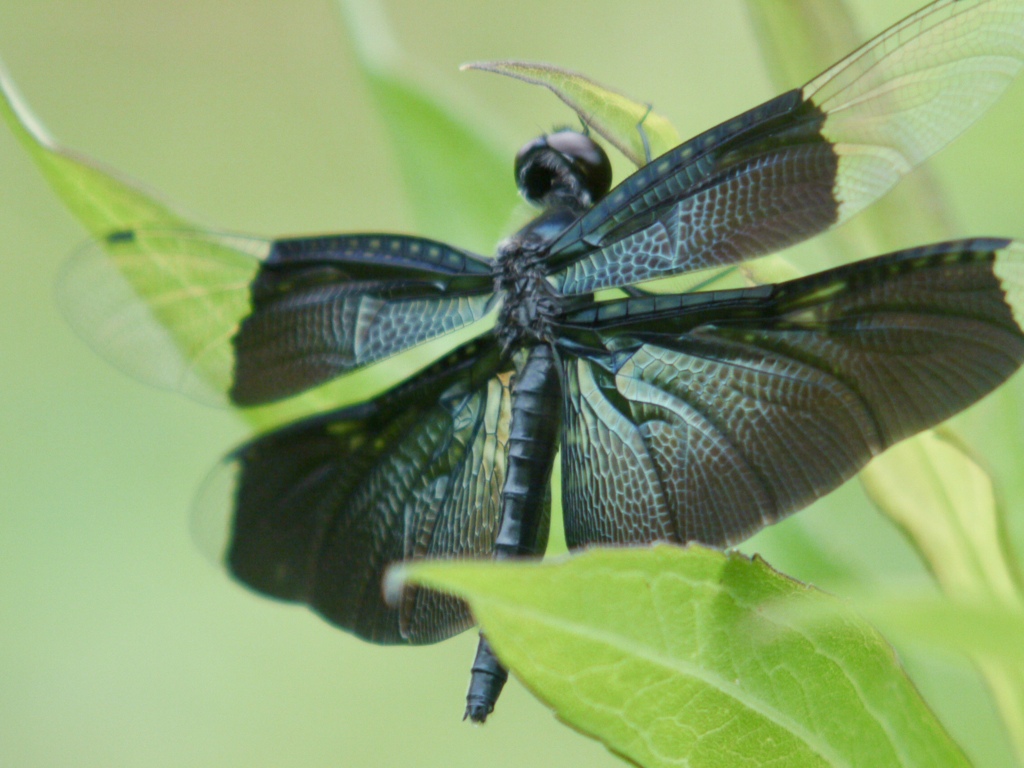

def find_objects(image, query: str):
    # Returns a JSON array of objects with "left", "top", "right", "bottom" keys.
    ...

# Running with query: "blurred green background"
[{"left": 2, "top": 1, "right": 1023, "bottom": 766}]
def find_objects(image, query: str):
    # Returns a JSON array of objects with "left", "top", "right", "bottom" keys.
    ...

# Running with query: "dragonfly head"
[{"left": 514, "top": 129, "right": 611, "bottom": 212}]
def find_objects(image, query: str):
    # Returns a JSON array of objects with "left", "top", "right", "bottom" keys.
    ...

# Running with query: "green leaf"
[
  {"left": 860, "top": 431, "right": 1023, "bottom": 604},
  {"left": 335, "top": 0, "right": 515, "bottom": 253},
  {"left": 2, "top": 60, "right": 359, "bottom": 430},
  {"left": 0, "top": 60, "right": 185, "bottom": 237},
  {"left": 843, "top": 598, "right": 1024, "bottom": 666},
  {"left": 0, "top": 58, "right": 268, "bottom": 419},
  {"left": 777, "top": 589, "right": 1024, "bottom": 762},
  {"left": 860, "top": 432, "right": 1024, "bottom": 759},
  {"left": 401, "top": 546, "right": 969, "bottom": 768},
  {"left": 462, "top": 61, "right": 680, "bottom": 166},
  {"left": 743, "top": 0, "right": 860, "bottom": 95}
]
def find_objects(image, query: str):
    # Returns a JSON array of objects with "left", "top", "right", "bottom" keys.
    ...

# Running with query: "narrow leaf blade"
[
  {"left": 860, "top": 431, "right": 1023, "bottom": 603},
  {"left": 0, "top": 59, "right": 185, "bottom": 237},
  {"left": 2, "top": 59, "right": 373, "bottom": 430},
  {"left": 336, "top": 0, "right": 515, "bottom": 252}
]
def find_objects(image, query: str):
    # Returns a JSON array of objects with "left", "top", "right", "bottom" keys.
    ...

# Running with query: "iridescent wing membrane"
[
  {"left": 555, "top": 239, "right": 1024, "bottom": 547},
  {"left": 214, "top": 339, "right": 512, "bottom": 644},
  {"left": 60, "top": 229, "right": 505, "bottom": 643},
  {"left": 232, "top": 234, "right": 496, "bottom": 404},
  {"left": 58, "top": 0, "right": 1024, "bottom": 650}
]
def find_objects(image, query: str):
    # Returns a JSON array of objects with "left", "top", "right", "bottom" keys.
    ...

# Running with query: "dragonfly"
[{"left": 55, "top": 0, "right": 1024, "bottom": 722}]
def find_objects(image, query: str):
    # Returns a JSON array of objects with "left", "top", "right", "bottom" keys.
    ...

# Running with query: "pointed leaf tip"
[{"left": 462, "top": 60, "right": 679, "bottom": 166}]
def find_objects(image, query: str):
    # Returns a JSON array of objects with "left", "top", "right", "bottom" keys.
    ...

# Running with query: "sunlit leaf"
[
  {"left": 3, "top": 22, "right": 504, "bottom": 432},
  {"left": 462, "top": 60, "right": 680, "bottom": 166},
  {"left": 401, "top": 546, "right": 969, "bottom": 768},
  {"left": 0, "top": 58, "right": 263, "bottom": 418},
  {"left": 844, "top": 598, "right": 1024, "bottom": 665},
  {"left": 3, "top": 63, "right": 350, "bottom": 429}
]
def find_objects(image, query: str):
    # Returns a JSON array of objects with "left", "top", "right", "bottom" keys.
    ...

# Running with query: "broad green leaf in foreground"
[
  {"left": 773, "top": 588, "right": 1024, "bottom": 764},
  {"left": 401, "top": 546, "right": 969, "bottom": 768},
  {"left": 462, "top": 61, "right": 680, "bottom": 166}
]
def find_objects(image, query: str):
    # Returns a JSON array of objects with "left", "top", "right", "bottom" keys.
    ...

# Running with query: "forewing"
[
  {"left": 196, "top": 339, "right": 512, "bottom": 644},
  {"left": 546, "top": 0, "right": 1024, "bottom": 295},
  {"left": 232, "top": 233, "right": 496, "bottom": 405},
  {"left": 58, "top": 228, "right": 496, "bottom": 406},
  {"left": 804, "top": 0, "right": 1024, "bottom": 225},
  {"left": 557, "top": 240, "right": 1024, "bottom": 547}
]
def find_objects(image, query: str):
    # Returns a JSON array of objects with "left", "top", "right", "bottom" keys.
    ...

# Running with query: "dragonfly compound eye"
[{"left": 514, "top": 130, "right": 612, "bottom": 208}]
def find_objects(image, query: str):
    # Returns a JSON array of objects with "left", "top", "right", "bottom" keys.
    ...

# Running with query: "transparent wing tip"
[
  {"left": 190, "top": 454, "right": 241, "bottom": 571},
  {"left": 55, "top": 231, "right": 261, "bottom": 408}
]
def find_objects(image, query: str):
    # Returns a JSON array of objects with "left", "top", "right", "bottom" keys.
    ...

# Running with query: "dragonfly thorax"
[{"left": 493, "top": 239, "right": 562, "bottom": 353}]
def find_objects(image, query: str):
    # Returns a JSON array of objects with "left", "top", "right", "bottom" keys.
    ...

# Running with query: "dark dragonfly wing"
[
  {"left": 196, "top": 338, "right": 513, "bottom": 644},
  {"left": 233, "top": 234, "right": 496, "bottom": 404},
  {"left": 554, "top": 239, "right": 1024, "bottom": 548},
  {"left": 58, "top": 228, "right": 496, "bottom": 406},
  {"left": 545, "top": 0, "right": 1024, "bottom": 295}
]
